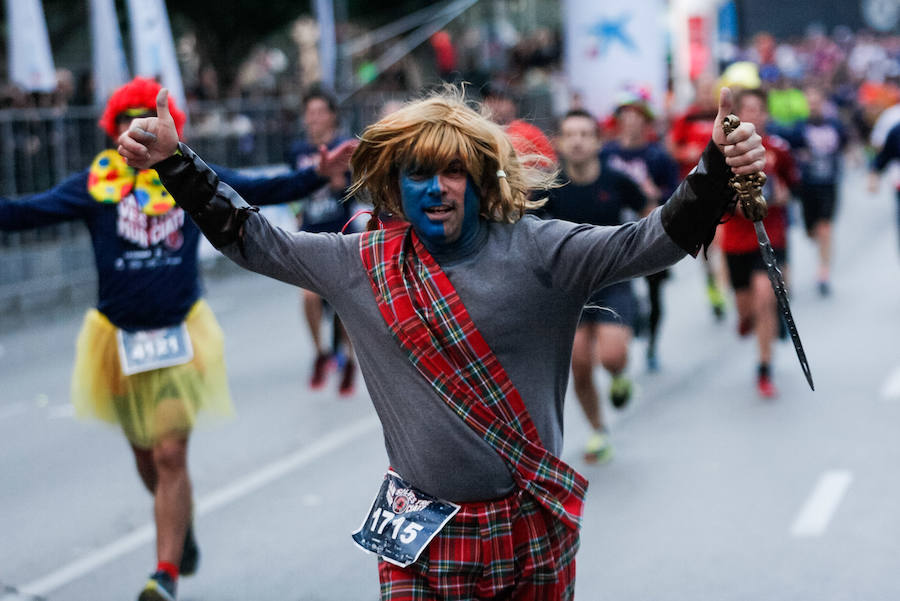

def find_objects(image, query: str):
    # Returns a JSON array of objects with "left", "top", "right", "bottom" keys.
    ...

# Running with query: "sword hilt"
[{"left": 722, "top": 114, "right": 768, "bottom": 222}]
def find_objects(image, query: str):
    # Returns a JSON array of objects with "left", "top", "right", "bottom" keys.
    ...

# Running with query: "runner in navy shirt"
[
  {"left": 543, "top": 108, "right": 651, "bottom": 463},
  {"left": 600, "top": 90, "right": 680, "bottom": 371},
  {"left": 0, "top": 77, "right": 355, "bottom": 601},
  {"left": 784, "top": 84, "right": 847, "bottom": 295},
  {"left": 285, "top": 87, "right": 357, "bottom": 395}
]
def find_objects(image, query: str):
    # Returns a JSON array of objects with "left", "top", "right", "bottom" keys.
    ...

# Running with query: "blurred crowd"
[
  {"left": 716, "top": 27, "right": 900, "bottom": 144},
  {"left": 3, "top": 20, "right": 898, "bottom": 147}
]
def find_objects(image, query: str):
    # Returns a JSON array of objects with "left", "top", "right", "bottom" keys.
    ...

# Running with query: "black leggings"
[{"left": 645, "top": 271, "right": 667, "bottom": 352}]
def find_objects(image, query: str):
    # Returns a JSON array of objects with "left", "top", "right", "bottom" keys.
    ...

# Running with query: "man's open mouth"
[{"left": 424, "top": 205, "right": 453, "bottom": 215}]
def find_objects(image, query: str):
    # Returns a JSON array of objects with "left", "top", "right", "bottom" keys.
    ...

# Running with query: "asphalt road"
[{"left": 1, "top": 167, "right": 898, "bottom": 601}]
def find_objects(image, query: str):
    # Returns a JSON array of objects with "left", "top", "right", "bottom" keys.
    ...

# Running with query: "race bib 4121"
[{"left": 116, "top": 323, "right": 194, "bottom": 376}]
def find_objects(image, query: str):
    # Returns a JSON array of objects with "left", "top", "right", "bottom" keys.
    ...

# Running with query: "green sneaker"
[
  {"left": 609, "top": 375, "right": 633, "bottom": 410},
  {"left": 584, "top": 431, "right": 613, "bottom": 464},
  {"left": 706, "top": 278, "right": 727, "bottom": 321}
]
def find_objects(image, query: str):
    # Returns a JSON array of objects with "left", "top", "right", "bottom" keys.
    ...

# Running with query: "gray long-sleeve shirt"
[{"left": 221, "top": 208, "right": 684, "bottom": 501}]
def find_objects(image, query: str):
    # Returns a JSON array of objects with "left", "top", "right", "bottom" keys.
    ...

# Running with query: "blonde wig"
[{"left": 349, "top": 86, "right": 556, "bottom": 229}]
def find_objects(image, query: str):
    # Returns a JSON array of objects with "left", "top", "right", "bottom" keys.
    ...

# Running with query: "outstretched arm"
[
  {"left": 872, "top": 125, "right": 900, "bottom": 175},
  {"left": 119, "top": 88, "right": 357, "bottom": 208},
  {"left": 117, "top": 89, "right": 348, "bottom": 297},
  {"left": 0, "top": 172, "right": 92, "bottom": 231},
  {"left": 213, "top": 140, "right": 356, "bottom": 206}
]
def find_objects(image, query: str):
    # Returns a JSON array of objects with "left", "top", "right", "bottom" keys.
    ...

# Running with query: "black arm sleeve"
[
  {"left": 152, "top": 143, "right": 259, "bottom": 253},
  {"left": 659, "top": 140, "right": 733, "bottom": 257}
]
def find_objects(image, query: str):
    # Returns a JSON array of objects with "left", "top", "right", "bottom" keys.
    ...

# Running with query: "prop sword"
[{"left": 722, "top": 115, "right": 815, "bottom": 391}]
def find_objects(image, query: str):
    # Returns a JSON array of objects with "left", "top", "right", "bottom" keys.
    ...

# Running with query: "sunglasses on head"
[{"left": 115, "top": 108, "right": 156, "bottom": 125}]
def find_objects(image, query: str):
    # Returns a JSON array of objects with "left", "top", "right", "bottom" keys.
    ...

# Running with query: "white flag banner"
[
  {"left": 563, "top": 0, "right": 667, "bottom": 118},
  {"left": 5, "top": 0, "right": 57, "bottom": 92},
  {"left": 90, "top": 0, "right": 131, "bottom": 104},
  {"left": 126, "top": 0, "right": 187, "bottom": 115},
  {"left": 314, "top": 0, "right": 337, "bottom": 89}
]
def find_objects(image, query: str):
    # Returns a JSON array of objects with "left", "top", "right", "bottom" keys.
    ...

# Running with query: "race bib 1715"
[{"left": 351, "top": 470, "right": 460, "bottom": 567}]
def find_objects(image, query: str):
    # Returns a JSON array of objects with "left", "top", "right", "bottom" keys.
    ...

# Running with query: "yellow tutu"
[{"left": 71, "top": 300, "right": 233, "bottom": 448}]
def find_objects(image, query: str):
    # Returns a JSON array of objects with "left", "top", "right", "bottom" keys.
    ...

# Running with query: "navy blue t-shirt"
[
  {"left": 599, "top": 141, "right": 680, "bottom": 205},
  {"left": 785, "top": 117, "right": 847, "bottom": 186},
  {"left": 0, "top": 160, "right": 327, "bottom": 330},
  {"left": 285, "top": 136, "right": 353, "bottom": 233},
  {"left": 543, "top": 168, "right": 647, "bottom": 226}
]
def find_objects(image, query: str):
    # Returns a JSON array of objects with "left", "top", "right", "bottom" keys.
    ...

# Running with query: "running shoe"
[
  {"left": 309, "top": 353, "right": 332, "bottom": 389},
  {"left": 138, "top": 571, "right": 176, "bottom": 601},
  {"left": 338, "top": 358, "right": 356, "bottom": 396},
  {"left": 817, "top": 280, "right": 831, "bottom": 297},
  {"left": 179, "top": 523, "right": 200, "bottom": 577},
  {"left": 609, "top": 375, "right": 633, "bottom": 410},
  {"left": 757, "top": 374, "right": 777, "bottom": 399},
  {"left": 707, "top": 278, "right": 727, "bottom": 321},
  {"left": 583, "top": 431, "right": 613, "bottom": 464}
]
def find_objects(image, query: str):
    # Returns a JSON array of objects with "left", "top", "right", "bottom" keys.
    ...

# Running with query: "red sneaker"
[
  {"left": 338, "top": 359, "right": 356, "bottom": 396},
  {"left": 309, "top": 354, "right": 332, "bottom": 389},
  {"left": 757, "top": 374, "right": 777, "bottom": 399}
]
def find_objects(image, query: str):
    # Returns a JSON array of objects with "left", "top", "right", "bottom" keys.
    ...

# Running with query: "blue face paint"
[
  {"left": 400, "top": 172, "right": 446, "bottom": 244},
  {"left": 399, "top": 170, "right": 482, "bottom": 253}
]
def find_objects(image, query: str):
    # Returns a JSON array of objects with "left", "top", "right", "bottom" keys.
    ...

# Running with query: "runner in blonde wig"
[{"left": 118, "top": 84, "right": 767, "bottom": 600}]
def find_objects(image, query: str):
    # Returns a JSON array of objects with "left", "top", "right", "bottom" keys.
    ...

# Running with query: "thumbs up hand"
[
  {"left": 712, "top": 87, "right": 766, "bottom": 176},
  {"left": 117, "top": 88, "right": 180, "bottom": 169}
]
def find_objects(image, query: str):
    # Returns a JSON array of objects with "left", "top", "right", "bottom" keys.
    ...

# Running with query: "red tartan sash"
[{"left": 359, "top": 225, "right": 588, "bottom": 531}]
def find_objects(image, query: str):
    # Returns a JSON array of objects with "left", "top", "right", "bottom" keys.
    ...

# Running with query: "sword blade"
[{"left": 753, "top": 221, "right": 815, "bottom": 390}]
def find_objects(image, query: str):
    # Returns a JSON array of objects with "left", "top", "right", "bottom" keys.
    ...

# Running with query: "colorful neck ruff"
[{"left": 87, "top": 149, "right": 175, "bottom": 216}]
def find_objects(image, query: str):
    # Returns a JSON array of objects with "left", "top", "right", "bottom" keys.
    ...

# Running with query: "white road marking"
[
  {"left": 0, "top": 415, "right": 380, "bottom": 600},
  {"left": 0, "top": 403, "right": 27, "bottom": 420},
  {"left": 790, "top": 470, "right": 853, "bottom": 538},
  {"left": 880, "top": 366, "right": 900, "bottom": 401}
]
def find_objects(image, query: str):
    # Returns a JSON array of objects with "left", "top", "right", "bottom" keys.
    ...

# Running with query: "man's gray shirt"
[{"left": 221, "top": 210, "right": 684, "bottom": 501}]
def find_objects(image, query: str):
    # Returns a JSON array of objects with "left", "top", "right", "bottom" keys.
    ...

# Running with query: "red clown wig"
[{"left": 98, "top": 77, "right": 187, "bottom": 140}]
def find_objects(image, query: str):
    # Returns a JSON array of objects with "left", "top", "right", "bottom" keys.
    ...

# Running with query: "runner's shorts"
[
  {"left": 798, "top": 182, "right": 838, "bottom": 233},
  {"left": 71, "top": 300, "right": 233, "bottom": 448},
  {"left": 378, "top": 489, "right": 579, "bottom": 600},
  {"left": 725, "top": 248, "right": 788, "bottom": 291},
  {"left": 579, "top": 280, "right": 636, "bottom": 327}
]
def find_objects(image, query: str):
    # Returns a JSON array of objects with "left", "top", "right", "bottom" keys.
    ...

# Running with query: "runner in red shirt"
[{"left": 719, "top": 88, "right": 800, "bottom": 399}]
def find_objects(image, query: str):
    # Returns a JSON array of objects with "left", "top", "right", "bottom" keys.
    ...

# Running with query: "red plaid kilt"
[{"left": 378, "top": 490, "right": 579, "bottom": 600}]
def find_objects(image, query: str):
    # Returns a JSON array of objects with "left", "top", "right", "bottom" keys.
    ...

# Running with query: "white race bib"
[
  {"left": 352, "top": 470, "right": 460, "bottom": 567},
  {"left": 116, "top": 323, "right": 194, "bottom": 376}
]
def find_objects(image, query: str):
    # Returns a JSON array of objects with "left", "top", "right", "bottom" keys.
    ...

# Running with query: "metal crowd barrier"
[{"left": 0, "top": 89, "right": 554, "bottom": 321}]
